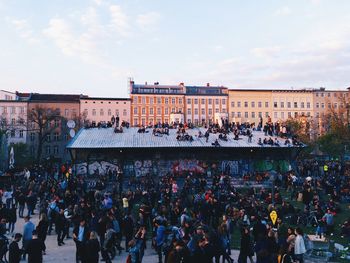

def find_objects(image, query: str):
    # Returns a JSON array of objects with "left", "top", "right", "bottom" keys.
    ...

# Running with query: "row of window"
[
  {"left": 10, "top": 130, "right": 24, "bottom": 138},
  {"left": 187, "top": 108, "right": 225, "bottom": 115},
  {"left": 84, "top": 101, "right": 128, "bottom": 105},
  {"left": 315, "top": 92, "right": 348, "bottom": 98},
  {"left": 231, "top": 101, "right": 269, "bottom": 108},
  {"left": 29, "top": 132, "right": 69, "bottom": 142},
  {"left": 230, "top": 111, "right": 311, "bottom": 119},
  {"left": 1, "top": 118, "right": 25, "bottom": 126},
  {"left": 133, "top": 97, "right": 183, "bottom": 105},
  {"left": 0, "top": 106, "right": 25, "bottom": 114},
  {"left": 86, "top": 109, "right": 128, "bottom": 117},
  {"left": 187, "top": 98, "right": 225, "bottom": 105},
  {"left": 315, "top": 102, "right": 344, "bottom": 109},
  {"left": 273, "top": 102, "right": 311, "bottom": 109}
]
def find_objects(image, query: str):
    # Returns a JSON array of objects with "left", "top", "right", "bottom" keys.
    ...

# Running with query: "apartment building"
[
  {"left": 228, "top": 90, "right": 272, "bottom": 124},
  {"left": 130, "top": 81, "right": 186, "bottom": 126},
  {"left": 0, "top": 100, "right": 28, "bottom": 145},
  {"left": 0, "top": 90, "right": 17, "bottom": 100},
  {"left": 27, "top": 94, "right": 81, "bottom": 162},
  {"left": 80, "top": 97, "right": 131, "bottom": 125},
  {"left": 185, "top": 84, "right": 228, "bottom": 125}
]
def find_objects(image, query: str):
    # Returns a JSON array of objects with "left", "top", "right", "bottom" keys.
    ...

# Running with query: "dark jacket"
[
  {"left": 9, "top": 241, "right": 21, "bottom": 263},
  {"left": 85, "top": 238, "right": 100, "bottom": 263},
  {"left": 26, "top": 238, "right": 45, "bottom": 263},
  {"left": 36, "top": 220, "right": 49, "bottom": 241}
]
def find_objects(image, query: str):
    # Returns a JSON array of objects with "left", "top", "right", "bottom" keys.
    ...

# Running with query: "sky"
[{"left": 0, "top": 0, "right": 350, "bottom": 97}]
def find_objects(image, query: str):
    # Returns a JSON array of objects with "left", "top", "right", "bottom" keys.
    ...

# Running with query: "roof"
[
  {"left": 29, "top": 93, "right": 83, "bottom": 102},
  {"left": 81, "top": 97, "right": 131, "bottom": 101},
  {"left": 67, "top": 127, "right": 303, "bottom": 149}
]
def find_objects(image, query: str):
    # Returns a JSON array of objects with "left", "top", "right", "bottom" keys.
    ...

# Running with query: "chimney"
[
  {"left": 145, "top": 82, "right": 148, "bottom": 85},
  {"left": 206, "top": 83, "right": 210, "bottom": 87}
]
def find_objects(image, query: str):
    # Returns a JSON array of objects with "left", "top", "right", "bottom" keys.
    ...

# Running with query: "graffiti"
[
  {"left": 134, "top": 160, "right": 153, "bottom": 177},
  {"left": 172, "top": 160, "right": 206, "bottom": 175},
  {"left": 221, "top": 160, "right": 249, "bottom": 176},
  {"left": 76, "top": 161, "right": 118, "bottom": 175}
]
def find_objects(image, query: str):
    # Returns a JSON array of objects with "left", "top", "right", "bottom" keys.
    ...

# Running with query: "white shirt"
[{"left": 294, "top": 235, "right": 306, "bottom": 255}]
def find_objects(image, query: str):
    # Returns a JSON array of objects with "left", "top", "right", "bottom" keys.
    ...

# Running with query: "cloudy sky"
[{"left": 0, "top": 0, "right": 350, "bottom": 97}]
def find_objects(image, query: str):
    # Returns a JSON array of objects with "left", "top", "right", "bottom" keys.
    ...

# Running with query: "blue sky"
[{"left": 0, "top": 0, "right": 350, "bottom": 97}]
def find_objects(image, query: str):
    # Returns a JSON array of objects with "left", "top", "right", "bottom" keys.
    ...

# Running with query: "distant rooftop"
[
  {"left": 68, "top": 127, "right": 302, "bottom": 149},
  {"left": 29, "top": 93, "right": 87, "bottom": 102}
]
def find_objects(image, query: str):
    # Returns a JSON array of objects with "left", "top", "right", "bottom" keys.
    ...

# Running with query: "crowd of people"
[{"left": 0, "top": 155, "right": 348, "bottom": 263}]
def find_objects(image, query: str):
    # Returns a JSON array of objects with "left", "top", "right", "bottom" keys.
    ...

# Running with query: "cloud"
[
  {"left": 275, "top": 6, "right": 291, "bottom": 16},
  {"left": 8, "top": 18, "right": 39, "bottom": 44},
  {"left": 310, "top": 0, "right": 321, "bottom": 5},
  {"left": 109, "top": 5, "right": 130, "bottom": 36},
  {"left": 251, "top": 46, "right": 281, "bottom": 58},
  {"left": 136, "top": 11, "right": 160, "bottom": 31}
]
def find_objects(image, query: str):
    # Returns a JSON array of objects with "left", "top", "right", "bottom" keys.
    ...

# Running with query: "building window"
[
  {"left": 294, "top": 102, "right": 298, "bottom": 108},
  {"left": 133, "top": 107, "right": 138, "bottom": 114},
  {"left": 222, "top": 99, "right": 226, "bottom": 105},
  {"left": 237, "top": 101, "right": 241, "bottom": 107},
  {"left": 281, "top": 112, "right": 284, "bottom": 119},
  {"left": 179, "top": 98, "right": 183, "bottom": 104},
  {"left": 54, "top": 120, "right": 59, "bottom": 127},
  {"left": 265, "top": 102, "right": 269, "bottom": 108},
  {"left": 157, "top": 108, "right": 161, "bottom": 115},
  {"left": 194, "top": 109, "right": 198, "bottom": 115},
  {"left": 19, "top": 130, "right": 23, "bottom": 138},
  {"left": 194, "top": 99, "right": 198, "bottom": 104},
  {"left": 274, "top": 102, "right": 278, "bottom": 108},
  {"left": 288, "top": 112, "right": 292, "bottom": 118},
  {"left": 237, "top": 112, "right": 241, "bottom": 117},
  {"left": 150, "top": 108, "right": 153, "bottom": 114},
  {"left": 231, "top": 102, "right": 235, "bottom": 107},
  {"left": 215, "top": 99, "right": 219, "bottom": 105},
  {"left": 141, "top": 118, "right": 145, "bottom": 125},
  {"left": 134, "top": 118, "right": 138, "bottom": 126},
  {"left": 265, "top": 112, "right": 269, "bottom": 117},
  {"left": 115, "top": 109, "right": 119, "bottom": 116},
  {"left": 65, "top": 109, "right": 69, "bottom": 116},
  {"left": 316, "top": 93, "right": 319, "bottom": 97},
  {"left": 46, "top": 146, "right": 50, "bottom": 155},
  {"left": 258, "top": 101, "right": 262, "bottom": 108},
  {"left": 251, "top": 102, "right": 255, "bottom": 108},
  {"left": 208, "top": 99, "right": 212, "bottom": 105},
  {"left": 201, "top": 108, "right": 205, "bottom": 115},
  {"left": 187, "top": 109, "right": 191, "bottom": 115},
  {"left": 54, "top": 132, "right": 59, "bottom": 141},
  {"left": 100, "top": 109, "right": 104, "bottom": 116},
  {"left": 328, "top": 93, "right": 331, "bottom": 97},
  {"left": 287, "top": 102, "right": 291, "bottom": 108},
  {"left": 141, "top": 108, "right": 145, "bottom": 115},
  {"left": 30, "top": 133, "right": 35, "bottom": 141},
  {"left": 172, "top": 98, "right": 176, "bottom": 104},
  {"left": 231, "top": 112, "right": 235, "bottom": 118},
  {"left": 328, "top": 103, "right": 331, "bottom": 109},
  {"left": 300, "top": 102, "right": 304, "bottom": 108},
  {"left": 307, "top": 112, "right": 311, "bottom": 117},
  {"left": 208, "top": 109, "right": 212, "bottom": 115},
  {"left": 280, "top": 102, "right": 284, "bottom": 108},
  {"left": 321, "top": 93, "right": 324, "bottom": 97},
  {"left": 294, "top": 112, "right": 298, "bottom": 118},
  {"left": 307, "top": 102, "right": 310, "bottom": 108},
  {"left": 108, "top": 109, "right": 112, "bottom": 116},
  {"left": 222, "top": 108, "right": 226, "bottom": 113},
  {"left": 316, "top": 103, "right": 319, "bottom": 108},
  {"left": 274, "top": 112, "right": 278, "bottom": 118},
  {"left": 165, "top": 108, "right": 168, "bottom": 114},
  {"left": 215, "top": 108, "right": 219, "bottom": 113},
  {"left": 244, "top": 112, "right": 248, "bottom": 118},
  {"left": 157, "top": 98, "right": 161, "bottom": 104},
  {"left": 201, "top": 99, "right": 205, "bottom": 104},
  {"left": 92, "top": 109, "right": 96, "bottom": 116},
  {"left": 10, "top": 130, "right": 15, "bottom": 137},
  {"left": 244, "top": 101, "right": 248, "bottom": 107},
  {"left": 258, "top": 112, "right": 262, "bottom": 117},
  {"left": 150, "top": 98, "right": 154, "bottom": 104},
  {"left": 251, "top": 112, "right": 255, "bottom": 118},
  {"left": 142, "top": 97, "right": 146, "bottom": 104},
  {"left": 53, "top": 146, "right": 59, "bottom": 155},
  {"left": 321, "top": 103, "right": 324, "bottom": 108},
  {"left": 10, "top": 107, "right": 15, "bottom": 114},
  {"left": 165, "top": 98, "right": 168, "bottom": 104},
  {"left": 187, "top": 99, "right": 191, "bottom": 104},
  {"left": 123, "top": 109, "right": 127, "bottom": 116},
  {"left": 11, "top": 118, "right": 15, "bottom": 125},
  {"left": 334, "top": 103, "right": 337, "bottom": 109},
  {"left": 46, "top": 134, "right": 51, "bottom": 142},
  {"left": 172, "top": 107, "right": 175, "bottom": 113},
  {"left": 20, "top": 107, "right": 24, "bottom": 113}
]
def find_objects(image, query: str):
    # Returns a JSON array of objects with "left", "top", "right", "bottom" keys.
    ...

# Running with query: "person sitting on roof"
[
  {"left": 258, "top": 138, "right": 263, "bottom": 146},
  {"left": 212, "top": 139, "right": 220, "bottom": 147},
  {"left": 274, "top": 138, "right": 280, "bottom": 146}
]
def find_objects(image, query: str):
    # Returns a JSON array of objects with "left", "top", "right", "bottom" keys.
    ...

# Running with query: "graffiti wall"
[{"left": 76, "top": 161, "right": 119, "bottom": 175}]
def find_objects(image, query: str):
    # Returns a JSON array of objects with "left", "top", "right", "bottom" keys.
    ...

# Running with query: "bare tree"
[{"left": 28, "top": 106, "right": 62, "bottom": 163}]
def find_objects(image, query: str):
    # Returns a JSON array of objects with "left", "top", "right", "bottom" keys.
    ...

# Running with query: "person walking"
[
  {"left": 294, "top": 228, "right": 306, "bottom": 263},
  {"left": 22, "top": 215, "right": 35, "bottom": 260},
  {"left": 26, "top": 230, "right": 45, "bottom": 263},
  {"left": 9, "top": 233, "right": 22, "bottom": 263},
  {"left": 36, "top": 213, "right": 49, "bottom": 253},
  {"left": 73, "top": 218, "right": 90, "bottom": 263},
  {"left": 85, "top": 231, "right": 100, "bottom": 263},
  {"left": 56, "top": 209, "right": 67, "bottom": 246},
  {"left": 238, "top": 227, "right": 254, "bottom": 263},
  {"left": 7, "top": 204, "right": 17, "bottom": 233}
]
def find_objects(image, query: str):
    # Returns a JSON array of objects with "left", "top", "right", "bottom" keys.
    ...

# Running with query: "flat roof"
[
  {"left": 81, "top": 97, "right": 131, "bottom": 101},
  {"left": 67, "top": 127, "right": 303, "bottom": 149}
]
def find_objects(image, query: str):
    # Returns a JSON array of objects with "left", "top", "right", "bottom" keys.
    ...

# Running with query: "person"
[
  {"left": 26, "top": 230, "right": 45, "bottom": 263},
  {"left": 22, "top": 215, "right": 35, "bottom": 260},
  {"left": 9, "top": 233, "right": 22, "bottom": 263},
  {"left": 238, "top": 227, "right": 254, "bottom": 263},
  {"left": 128, "top": 227, "right": 146, "bottom": 263},
  {"left": 36, "top": 213, "right": 49, "bottom": 248},
  {"left": 7, "top": 204, "right": 17, "bottom": 233},
  {"left": 294, "top": 227, "right": 306, "bottom": 263},
  {"left": 85, "top": 231, "right": 100, "bottom": 263},
  {"left": 56, "top": 209, "right": 67, "bottom": 246},
  {"left": 73, "top": 218, "right": 90, "bottom": 263},
  {"left": 155, "top": 220, "right": 166, "bottom": 263}
]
